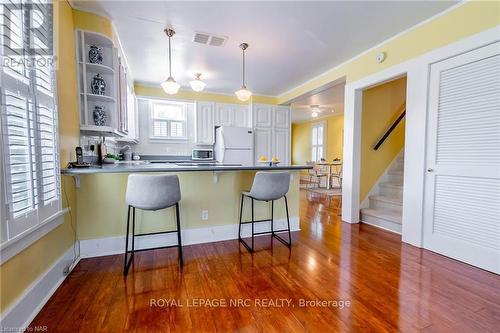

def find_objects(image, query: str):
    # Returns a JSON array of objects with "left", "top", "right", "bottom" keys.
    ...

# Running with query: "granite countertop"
[{"left": 61, "top": 161, "right": 312, "bottom": 175}]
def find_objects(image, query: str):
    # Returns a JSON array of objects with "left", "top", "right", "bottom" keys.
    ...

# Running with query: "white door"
[
  {"left": 253, "top": 104, "right": 273, "bottom": 128},
  {"left": 273, "top": 128, "right": 290, "bottom": 164},
  {"left": 215, "top": 103, "right": 234, "bottom": 126},
  {"left": 423, "top": 42, "right": 500, "bottom": 274},
  {"left": 254, "top": 127, "right": 272, "bottom": 162},
  {"left": 195, "top": 102, "right": 215, "bottom": 145},
  {"left": 233, "top": 105, "right": 249, "bottom": 127},
  {"left": 274, "top": 106, "right": 290, "bottom": 129}
]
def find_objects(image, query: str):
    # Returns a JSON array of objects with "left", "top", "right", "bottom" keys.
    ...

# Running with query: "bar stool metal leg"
[
  {"left": 238, "top": 194, "right": 244, "bottom": 242},
  {"left": 238, "top": 194, "right": 255, "bottom": 253},
  {"left": 123, "top": 205, "right": 131, "bottom": 275},
  {"left": 251, "top": 197, "right": 255, "bottom": 251},
  {"left": 272, "top": 195, "right": 292, "bottom": 248},
  {"left": 124, "top": 206, "right": 137, "bottom": 276},
  {"left": 175, "top": 203, "right": 183, "bottom": 266},
  {"left": 270, "top": 200, "right": 274, "bottom": 236}
]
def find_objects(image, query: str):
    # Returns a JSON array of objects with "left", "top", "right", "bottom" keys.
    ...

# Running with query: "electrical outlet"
[{"left": 201, "top": 210, "right": 209, "bottom": 220}]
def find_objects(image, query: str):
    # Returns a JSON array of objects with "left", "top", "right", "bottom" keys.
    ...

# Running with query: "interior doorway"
[
  {"left": 359, "top": 76, "right": 407, "bottom": 234},
  {"left": 289, "top": 79, "right": 346, "bottom": 213}
]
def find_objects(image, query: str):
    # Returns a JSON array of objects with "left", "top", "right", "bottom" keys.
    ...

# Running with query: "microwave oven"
[{"left": 192, "top": 148, "right": 214, "bottom": 160}]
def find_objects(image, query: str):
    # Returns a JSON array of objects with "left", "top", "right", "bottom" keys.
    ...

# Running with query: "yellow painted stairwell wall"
[
  {"left": 360, "top": 77, "right": 407, "bottom": 202},
  {"left": 0, "top": 0, "right": 80, "bottom": 314},
  {"left": 291, "top": 114, "right": 344, "bottom": 165}
]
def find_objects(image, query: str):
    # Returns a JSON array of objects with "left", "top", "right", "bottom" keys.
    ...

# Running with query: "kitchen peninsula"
[{"left": 62, "top": 163, "right": 311, "bottom": 258}]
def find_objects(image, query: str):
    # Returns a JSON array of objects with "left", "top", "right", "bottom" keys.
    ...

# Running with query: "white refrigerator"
[{"left": 214, "top": 126, "right": 254, "bottom": 166}]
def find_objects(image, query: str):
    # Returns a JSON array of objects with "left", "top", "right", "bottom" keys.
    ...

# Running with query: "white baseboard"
[
  {"left": 80, "top": 217, "right": 300, "bottom": 258},
  {"left": 0, "top": 247, "right": 79, "bottom": 330}
]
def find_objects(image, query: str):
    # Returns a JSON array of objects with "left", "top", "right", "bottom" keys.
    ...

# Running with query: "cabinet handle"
[{"left": 427, "top": 168, "right": 434, "bottom": 172}]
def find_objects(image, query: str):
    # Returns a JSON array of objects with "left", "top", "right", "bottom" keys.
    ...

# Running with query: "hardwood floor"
[{"left": 30, "top": 191, "right": 500, "bottom": 332}]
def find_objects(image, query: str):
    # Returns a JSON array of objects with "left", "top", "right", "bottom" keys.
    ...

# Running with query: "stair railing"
[{"left": 373, "top": 103, "right": 406, "bottom": 150}]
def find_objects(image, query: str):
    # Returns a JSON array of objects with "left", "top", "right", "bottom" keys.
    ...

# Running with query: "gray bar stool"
[
  {"left": 239, "top": 172, "right": 292, "bottom": 252},
  {"left": 123, "top": 174, "right": 183, "bottom": 275}
]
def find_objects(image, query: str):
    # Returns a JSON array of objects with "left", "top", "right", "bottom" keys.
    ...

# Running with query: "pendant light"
[
  {"left": 235, "top": 43, "right": 252, "bottom": 101},
  {"left": 190, "top": 73, "right": 206, "bottom": 92},
  {"left": 310, "top": 105, "right": 320, "bottom": 118},
  {"left": 161, "top": 28, "right": 180, "bottom": 95}
]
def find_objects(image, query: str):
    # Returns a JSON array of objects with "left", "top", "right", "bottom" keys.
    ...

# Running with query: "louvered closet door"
[{"left": 423, "top": 42, "right": 500, "bottom": 274}]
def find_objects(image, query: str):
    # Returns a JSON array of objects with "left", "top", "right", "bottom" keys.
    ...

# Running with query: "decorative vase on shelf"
[
  {"left": 88, "top": 45, "right": 103, "bottom": 64},
  {"left": 93, "top": 105, "right": 106, "bottom": 126},
  {"left": 91, "top": 74, "right": 106, "bottom": 95}
]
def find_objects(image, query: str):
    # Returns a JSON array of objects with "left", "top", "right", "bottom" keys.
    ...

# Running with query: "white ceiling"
[
  {"left": 71, "top": 1, "right": 457, "bottom": 96},
  {"left": 291, "top": 82, "right": 345, "bottom": 123}
]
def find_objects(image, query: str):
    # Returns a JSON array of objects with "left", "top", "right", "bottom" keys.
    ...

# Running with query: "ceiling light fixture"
[
  {"left": 190, "top": 73, "right": 206, "bottom": 92},
  {"left": 235, "top": 43, "right": 252, "bottom": 102},
  {"left": 161, "top": 28, "right": 180, "bottom": 95},
  {"left": 310, "top": 105, "right": 321, "bottom": 118}
]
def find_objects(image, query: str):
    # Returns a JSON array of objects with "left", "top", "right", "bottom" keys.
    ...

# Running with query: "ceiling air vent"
[{"left": 193, "top": 31, "right": 227, "bottom": 47}]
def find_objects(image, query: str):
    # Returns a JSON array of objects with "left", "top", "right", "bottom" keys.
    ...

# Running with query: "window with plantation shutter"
[{"left": 0, "top": 0, "right": 60, "bottom": 243}]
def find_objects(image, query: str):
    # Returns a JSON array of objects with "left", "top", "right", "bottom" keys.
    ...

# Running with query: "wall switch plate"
[{"left": 201, "top": 210, "right": 209, "bottom": 220}]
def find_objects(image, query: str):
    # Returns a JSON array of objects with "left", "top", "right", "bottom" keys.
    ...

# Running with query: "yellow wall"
[
  {"left": 76, "top": 172, "right": 300, "bottom": 240},
  {"left": 291, "top": 114, "right": 344, "bottom": 165},
  {"left": 72, "top": 8, "right": 113, "bottom": 38},
  {"left": 360, "top": 77, "right": 406, "bottom": 202},
  {"left": 135, "top": 84, "right": 278, "bottom": 105},
  {"left": 0, "top": 0, "right": 79, "bottom": 314},
  {"left": 279, "top": 1, "right": 500, "bottom": 104}
]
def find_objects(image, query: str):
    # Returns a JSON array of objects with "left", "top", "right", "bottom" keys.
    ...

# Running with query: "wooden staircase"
[{"left": 360, "top": 153, "right": 404, "bottom": 233}]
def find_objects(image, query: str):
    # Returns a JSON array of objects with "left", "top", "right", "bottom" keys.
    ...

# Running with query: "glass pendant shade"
[
  {"left": 190, "top": 74, "right": 206, "bottom": 92},
  {"left": 235, "top": 86, "right": 252, "bottom": 101},
  {"left": 161, "top": 28, "right": 180, "bottom": 95},
  {"left": 161, "top": 76, "right": 180, "bottom": 95}
]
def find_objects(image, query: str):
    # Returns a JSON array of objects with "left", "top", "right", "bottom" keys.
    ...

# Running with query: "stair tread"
[
  {"left": 380, "top": 182, "right": 403, "bottom": 188},
  {"left": 361, "top": 208, "right": 402, "bottom": 223},
  {"left": 369, "top": 195, "right": 402, "bottom": 205}
]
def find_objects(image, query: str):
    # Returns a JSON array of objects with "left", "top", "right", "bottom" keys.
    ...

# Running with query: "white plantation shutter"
[{"left": 0, "top": 0, "right": 60, "bottom": 241}]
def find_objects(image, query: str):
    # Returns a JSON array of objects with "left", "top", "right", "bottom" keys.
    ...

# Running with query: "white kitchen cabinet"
[
  {"left": 195, "top": 101, "right": 215, "bottom": 145},
  {"left": 233, "top": 105, "right": 249, "bottom": 127},
  {"left": 253, "top": 104, "right": 273, "bottom": 128},
  {"left": 274, "top": 106, "right": 290, "bottom": 129},
  {"left": 273, "top": 128, "right": 290, "bottom": 164},
  {"left": 252, "top": 104, "right": 291, "bottom": 164},
  {"left": 115, "top": 88, "right": 138, "bottom": 143},
  {"left": 215, "top": 103, "right": 249, "bottom": 127},
  {"left": 254, "top": 127, "right": 272, "bottom": 161},
  {"left": 215, "top": 103, "right": 234, "bottom": 126}
]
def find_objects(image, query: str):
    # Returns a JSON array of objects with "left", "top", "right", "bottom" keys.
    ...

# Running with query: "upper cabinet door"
[
  {"left": 233, "top": 105, "right": 249, "bottom": 127},
  {"left": 215, "top": 103, "right": 234, "bottom": 127},
  {"left": 274, "top": 106, "right": 290, "bottom": 129},
  {"left": 195, "top": 102, "right": 215, "bottom": 145},
  {"left": 253, "top": 104, "right": 273, "bottom": 128}
]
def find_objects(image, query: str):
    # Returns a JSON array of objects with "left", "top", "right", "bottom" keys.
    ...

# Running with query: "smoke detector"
[{"left": 193, "top": 31, "right": 228, "bottom": 47}]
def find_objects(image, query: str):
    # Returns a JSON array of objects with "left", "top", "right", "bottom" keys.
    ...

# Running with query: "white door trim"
[{"left": 342, "top": 26, "right": 500, "bottom": 247}]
